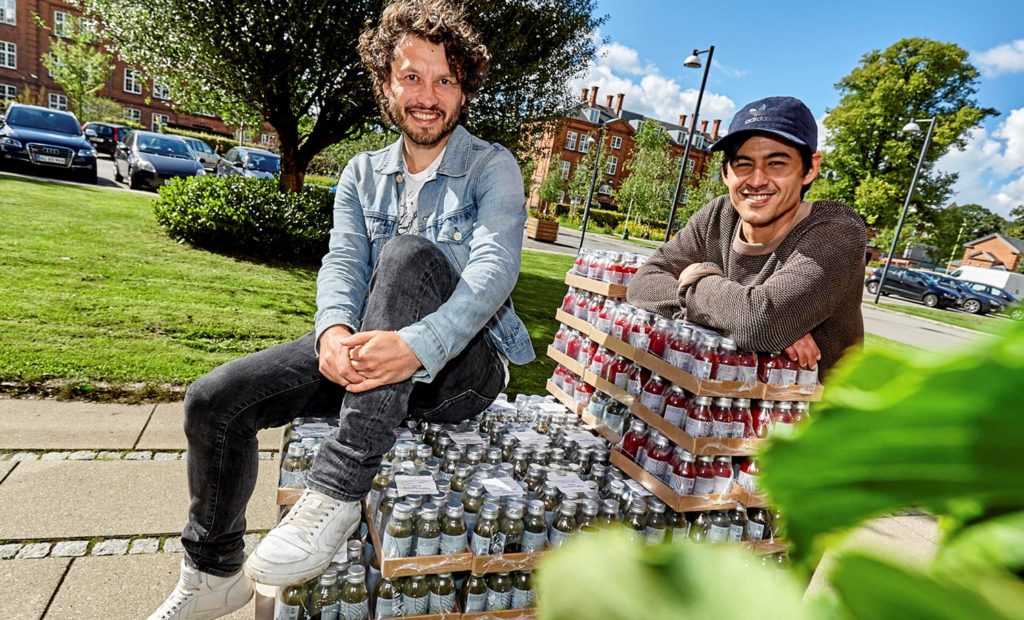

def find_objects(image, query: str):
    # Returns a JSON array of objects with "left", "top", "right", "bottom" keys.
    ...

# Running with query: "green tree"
[
  {"left": 536, "top": 155, "right": 568, "bottom": 217},
  {"left": 566, "top": 133, "right": 611, "bottom": 219},
  {"left": 76, "top": 0, "right": 604, "bottom": 193},
  {"left": 613, "top": 119, "right": 675, "bottom": 232},
  {"left": 682, "top": 150, "right": 727, "bottom": 225},
  {"left": 927, "top": 203, "right": 1006, "bottom": 265},
  {"left": 35, "top": 13, "right": 113, "bottom": 120},
  {"left": 1003, "top": 205, "right": 1024, "bottom": 240},
  {"left": 823, "top": 38, "right": 997, "bottom": 229}
]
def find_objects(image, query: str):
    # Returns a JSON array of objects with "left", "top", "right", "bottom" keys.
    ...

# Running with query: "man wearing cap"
[{"left": 627, "top": 96, "right": 866, "bottom": 377}]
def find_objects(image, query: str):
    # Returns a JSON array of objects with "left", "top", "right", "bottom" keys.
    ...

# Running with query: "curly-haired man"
[{"left": 150, "top": 1, "right": 533, "bottom": 617}]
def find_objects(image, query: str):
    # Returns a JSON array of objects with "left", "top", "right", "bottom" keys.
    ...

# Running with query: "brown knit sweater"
[{"left": 627, "top": 196, "right": 867, "bottom": 377}]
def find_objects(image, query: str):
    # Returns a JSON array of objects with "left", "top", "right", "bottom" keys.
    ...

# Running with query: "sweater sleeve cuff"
[{"left": 677, "top": 262, "right": 724, "bottom": 308}]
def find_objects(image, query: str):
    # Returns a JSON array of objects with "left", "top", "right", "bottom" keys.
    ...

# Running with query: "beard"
[{"left": 387, "top": 101, "right": 460, "bottom": 148}]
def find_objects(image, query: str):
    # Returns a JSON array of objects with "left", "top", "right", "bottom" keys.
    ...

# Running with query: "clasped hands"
[{"left": 318, "top": 325, "right": 423, "bottom": 393}]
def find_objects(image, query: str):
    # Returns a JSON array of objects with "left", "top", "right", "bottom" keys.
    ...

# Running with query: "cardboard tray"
[
  {"left": 564, "top": 273, "right": 628, "bottom": 299},
  {"left": 626, "top": 400, "right": 766, "bottom": 457},
  {"left": 609, "top": 449, "right": 742, "bottom": 514},
  {"left": 545, "top": 380, "right": 620, "bottom": 444}
]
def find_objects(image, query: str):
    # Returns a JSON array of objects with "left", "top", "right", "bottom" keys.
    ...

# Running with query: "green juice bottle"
[{"left": 307, "top": 568, "right": 341, "bottom": 620}]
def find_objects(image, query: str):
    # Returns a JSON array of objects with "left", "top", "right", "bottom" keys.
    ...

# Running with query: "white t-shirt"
[{"left": 397, "top": 148, "right": 446, "bottom": 236}]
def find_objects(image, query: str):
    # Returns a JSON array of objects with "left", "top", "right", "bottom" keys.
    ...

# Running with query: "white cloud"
[
  {"left": 936, "top": 108, "right": 1024, "bottom": 216},
  {"left": 972, "top": 39, "right": 1024, "bottom": 77},
  {"left": 711, "top": 59, "right": 747, "bottom": 79},
  {"left": 571, "top": 37, "right": 736, "bottom": 131}
]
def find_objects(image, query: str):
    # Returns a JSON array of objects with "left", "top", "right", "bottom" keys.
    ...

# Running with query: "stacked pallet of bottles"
[{"left": 547, "top": 248, "right": 822, "bottom": 551}]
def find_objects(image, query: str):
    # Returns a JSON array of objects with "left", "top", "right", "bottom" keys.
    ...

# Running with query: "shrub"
[
  {"left": 161, "top": 127, "right": 238, "bottom": 154},
  {"left": 154, "top": 176, "right": 333, "bottom": 263}
]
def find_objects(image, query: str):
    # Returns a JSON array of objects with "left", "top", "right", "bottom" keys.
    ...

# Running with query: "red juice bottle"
[
  {"left": 612, "top": 305, "right": 633, "bottom": 341},
  {"left": 561, "top": 287, "right": 577, "bottom": 314},
  {"left": 622, "top": 254, "right": 640, "bottom": 286},
  {"left": 684, "top": 396, "right": 713, "bottom": 438},
  {"left": 667, "top": 323, "right": 694, "bottom": 372},
  {"left": 564, "top": 329, "right": 582, "bottom": 361},
  {"left": 712, "top": 456, "right": 733, "bottom": 494},
  {"left": 587, "top": 250, "right": 607, "bottom": 281},
  {"left": 552, "top": 324, "right": 569, "bottom": 353},
  {"left": 758, "top": 352, "right": 780, "bottom": 384},
  {"left": 692, "top": 456, "right": 716, "bottom": 495},
  {"left": 792, "top": 401, "right": 810, "bottom": 424},
  {"left": 595, "top": 300, "right": 616, "bottom": 334},
  {"left": 562, "top": 372, "right": 577, "bottom": 398},
  {"left": 603, "top": 354, "right": 627, "bottom": 386},
  {"left": 768, "top": 355, "right": 799, "bottom": 386},
  {"left": 626, "top": 362, "right": 650, "bottom": 398},
  {"left": 620, "top": 419, "right": 648, "bottom": 460},
  {"left": 751, "top": 400, "right": 774, "bottom": 438},
  {"left": 577, "top": 337, "right": 598, "bottom": 366},
  {"left": 572, "top": 249, "right": 588, "bottom": 276},
  {"left": 574, "top": 291, "right": 591, "bottom": 320},
  {"left": 638, "top": 429, "right": 663, "bottom": 469},
  {"left": 643, "top": 435, "right": 673, "bottom": 481},
  {"left": 573, "top": 381, "right": 595, "bottom": 406},
  {"left": 639, "top": 374, "right": 668, "bottom": 414},
  {"left": 730, "top": 398, "right": 753, "bottom": 439},
  {"left": 736, "top": 457, "right": 760, "bottom": 494},
  {"left": 588, "top": 346, "right": 611, "bottom": 377},
  {"left": 735, "top": 348, "right": 758, "bottom": 384},
  {"left": 587, "top": 294, "right": 605, "bottom": 325},
  {"left": 691, "top": 335, "right": 720, "bottom": 380},
  {"left": 663, "top": 386, "right": 690, "bottom": 428},
  {"left": 648, "top": 317, "right": 673, "bottom": 358},
  {"left": 797, "top": 365, "right": 818, "bottom": 387},
  {"left": 628, "top": 310, "right": 654, "bottom": 351},
  {"left": 668, "top": 449, "right": 696, "bottom": 495},
  {"left": 603, "top": 252, "right": 625, "bottom": 285},
  {"left": 551, "top": 364, "right": 569, "bottom": 391},
  {"left": 772, "top": 401, "right": 795, "bottom": 436},
  {"left": 710, "top": 397, "right": 734, "bottom": 439},
  {"left": 714, "top": 338, "right": 740, "bottom": 381}
]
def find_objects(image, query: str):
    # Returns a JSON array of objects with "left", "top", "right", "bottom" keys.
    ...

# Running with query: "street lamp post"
[
  {"left": 873, "top": 117, "right": 937, "bottom": 304},
  {"left": 578, "top": 127, "right": 606, "bottom": 251},
  {"left": 665, "top": 45, "right": 714, "bottom": 243}
]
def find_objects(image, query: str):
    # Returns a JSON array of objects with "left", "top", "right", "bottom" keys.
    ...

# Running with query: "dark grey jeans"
[{"left": 181, "top": 235, "right": 507, "bottom": 576}]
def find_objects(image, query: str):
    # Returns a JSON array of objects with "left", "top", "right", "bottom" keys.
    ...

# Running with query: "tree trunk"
[{"left": 277, "top": 137, "right": 308, "bottom": 194}]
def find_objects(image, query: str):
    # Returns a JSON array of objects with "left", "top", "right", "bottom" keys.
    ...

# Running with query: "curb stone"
[
  {"left": 92, "top": 539, "right": 129, "bottom": 556},
  {"left": 51, "top": 540, "right": 90, "bottom": 557},
  {"left": 15, "top": 542, "right": 51, "bottom": 559}
]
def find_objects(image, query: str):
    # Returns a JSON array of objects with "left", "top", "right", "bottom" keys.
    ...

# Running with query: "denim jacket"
[{"left": 314, "top": 125, "right": 535, "bottom": 382}]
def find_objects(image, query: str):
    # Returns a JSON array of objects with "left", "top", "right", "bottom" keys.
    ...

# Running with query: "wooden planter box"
[{"left": 526, "top": 217, "right": 559, "bottom": 243}]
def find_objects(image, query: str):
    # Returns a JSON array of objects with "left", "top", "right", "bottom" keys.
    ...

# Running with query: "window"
[
  {"left": 123, "top": 68, "right": 142, "bottom": 95},
  {"left": 260, "top": 133, "right": 272, "bottom": 145},
  {"left": 564, "top": 130, "right": 577, "bottom": 151},
  {"left": 0, "top": 0, "right": 15, "bottom": 26},
  {"left": 0, "top": 83, "right": 15, "bottom": 101},
  {"left": 152, "top": 81, "right": 170, "bottom": 100},
  {"left": 588, "top": 108, "right": 600, "bottom": 124},
  {"left": 46, "top": 52, "right": 63, "bottom": 78},
  {"left": 53, "top": 11, "right": 70, "bottom": 37},
  {"left": 685, "top": 158, "right": 695, "bottom": 174},
  {"left": 610, "top": 136, "right": 622, "bottom": 150},
  {"left": 123, "top": 107, "right": 141, "bottom": 122},
  {"left": 692, "top": 134, "right": 705, "bottom": 149},
  {"left": 0, "top": 40, "right": 14, "bottom": 69},
  {"left": 48, "top": 93, "right": 67, "bottom": 111},
  {"left": 606, "top": 156, "right": 618, "bottom": 176},
  {"left": 151, "top": 113, "right": 169, "bottom": 131},
  {"left": 579, "top": 135, "right": 592, "bottom": 154},
  {"left": 560, "top": 160, "right": 570, "bottom": 180},
  {"left": 598, "top": 183, "right": 611, "bottom": 195}
]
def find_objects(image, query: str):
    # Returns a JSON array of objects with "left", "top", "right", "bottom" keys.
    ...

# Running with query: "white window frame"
[
  {"left": 0, "top": 0, "right": 15, "bottom": 26},
  {"left": 606, "top": 155, "right": 618, "bottom": 176},
  {"left": 560, "top": 160, "right": 570, "bottom": 180},
  {"left": 564, "top": 130, "right": 577, "bottom": 151},
  {"left": 260, "top": 133, "right": 272, "bottom": 145},
  {"left": 152, "top": 81, "right": 170, "bottom": 100},
  {"left": 0, "top": 40, "right": 15, "bottom": 70},
  {"left": 123, "top": 68, "right": 142, "bottom": 95},
  {"left": 123, "top": 107, "right": 141, "bottom": 123},
  {"left": 588, "top": 108, "right": 600, "bottom": 124},
  {"left": 692, "top": 134, "right": 705, "bottom": 149},
  {"left": 53, "top": 11, "right": 70, "bottom": 38},
  {"left": 48, "top": 93, "right": 67, "bottom": 111},
  {"left": 0, "top": 83, "right": 16, "bottom": 101},
  {"left": 598, "top": 183, "right": 611, "bottom": 195},
  {"left": 151, "top": 113, "right": 169, "bottom": 131},
  {"left": 610, "top": 136, "right": 622, "bottom": 150},
  {"left": 686, "top": 158, "right": 695, "bottom": 174},
  {"left": 579, "top": 135, "right": 592, "bottom": 154}
]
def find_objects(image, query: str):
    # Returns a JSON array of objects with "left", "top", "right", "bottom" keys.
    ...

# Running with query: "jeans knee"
[
  {"left": 183, "top": 369, "right": 242, "bottom": 442},
  {"left": 378, "top": 235, "right": 443, "bottom": 270}
]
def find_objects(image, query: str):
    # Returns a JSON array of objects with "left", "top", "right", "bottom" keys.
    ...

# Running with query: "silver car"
[
  {"left": 216, "top": 146, "right": 280, "bottom": 180},
  {"left": 181, "top": 137, "right": 221, "bottom": 171}
]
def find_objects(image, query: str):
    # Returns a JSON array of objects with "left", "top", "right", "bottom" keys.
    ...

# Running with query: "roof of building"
[
  {"left": 563, "top": 103, "right": 717, "bottom": 149},
  {"left": 964, "top": 232, "right": 1024, "bottom": 254}
]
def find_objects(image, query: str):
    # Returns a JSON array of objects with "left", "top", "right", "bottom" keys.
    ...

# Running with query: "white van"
[{"left": 950, "top": 265, "right": 1024, "bottom": 298}]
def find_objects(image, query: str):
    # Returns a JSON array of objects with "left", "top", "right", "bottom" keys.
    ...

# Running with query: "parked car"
[
  {"left": 864, "top": 267, "right": 963, "bottom": 308},
  {"left": 180, "top": 136, "right": 221, "bottom": 171},
  {"left": 113, "top": 130, "right": 205, "bottom": 191},
  {"left": 931, "top": 273, "right": 1004, "bottom": 315},
  {"left": 82, "top": 121, "right": 131, "bottom": 157},
  {"left": 950, "top": 265, "right": 1024, "bottom": 298},
  {"left": 216, "top": 146, "right": 280, "bottom": 180},
  {"left": 0, "top": 103, "right": 97, "bottom": 183},
  {"left": 964, "top": 282, "right": 1024, "bottom": 320}
]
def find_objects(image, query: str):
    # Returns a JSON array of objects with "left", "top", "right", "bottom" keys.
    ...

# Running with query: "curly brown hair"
[{"left": 358, "top": 0, "right": 490, "bottom": 125}]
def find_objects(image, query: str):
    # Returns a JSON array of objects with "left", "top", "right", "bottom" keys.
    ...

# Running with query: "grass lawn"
[
  {"left": 0, "top": 176, "right": 572, "bottom": 399},
  {"left": 863, "top": 333, "right": 920, "bottom": 358},
  {"left": 869, "top": 299, "right": 1007, "bottom": 335}
]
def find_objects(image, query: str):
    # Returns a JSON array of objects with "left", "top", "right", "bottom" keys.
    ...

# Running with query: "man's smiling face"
[{"left": 383, "top": 35, "right": 465, "bottom": 148}]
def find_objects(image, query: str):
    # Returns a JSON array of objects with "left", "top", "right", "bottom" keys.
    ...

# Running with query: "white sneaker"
[
  {"left": 243, "top": 489, "right": 361, "bottom": 586},
  {"left": 148, "top": 559, "right": 253, "bottom": 620}
]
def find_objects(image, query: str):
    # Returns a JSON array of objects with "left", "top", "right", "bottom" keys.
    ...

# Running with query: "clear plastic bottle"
[
  {"left": 471, "top": 502, "right": 501, "bottom": 556},
  {"left": 381, "top": 503, "right": 414, "bottom": 559},
  {"left": 708, "top": 510, "right": 731, "bottom": 543},
  {"left": 548, "top": 501, "right": 579, "bottom": 548},
  {"left": 521, "top": 499, "right": 548, "bottom": 552},
  {"left": 280, "top": 443, "right": 309, "bottom": 489},
  {"left": 427, "top": 573, "right": 456, "bottom": 614},
  {"left": 485, "top": 572, "right": 513, "bottom": 611},
  {"left": 414, "top": 504, "right": 441, "bottom": 557},
  {"left": 461, "top": 572, "right": 488, "bottom": 612},
  {"left": 728, "top": 503, "right": 749, "bottom": 542},
  {"left": 622, "top": 499, "right": 647, "bottom": 544},
  {"left": 645, "top": 499, "right": 668, "bottom": 544},
  {"left": 401, "top": 575, "right": 429, "bottom": 616}
]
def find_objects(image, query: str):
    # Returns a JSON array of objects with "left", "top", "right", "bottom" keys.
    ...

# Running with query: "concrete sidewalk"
[{"left": 0, "top": 396, "right": 940, "bottom": 618}]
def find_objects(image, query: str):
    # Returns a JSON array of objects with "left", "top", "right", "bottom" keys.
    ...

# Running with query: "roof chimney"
[
  {"left": 605, "top": 94, "right": 614, "bottom": 108},
  {"left": 589, "top": 86, "right": 599, "bottom": 108},
  {"left": 678, "top": 114, "right": 687, "bottom": 128},
  {"left": 699, "top": 120, "right": 708, "bottom": 134},
  {"left": 580, "top": 87, "right": 589, "bottom": 102},
  {"left": 711, "top": 119, "right": 721, "bottom": 140},
  {"left": 614, "top": 93, "right": 624, "bottom": 116}
]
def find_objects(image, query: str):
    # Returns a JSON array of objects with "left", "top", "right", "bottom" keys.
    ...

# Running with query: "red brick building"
[
  {"left": 528, "top": 85, "right": 722, "bottom": 212},
  {"left": 961, "top": 233, "right": 1024, "bottom": 271},
  {"left": 0, "top": 0, "right": 274, "bottom": 143}
]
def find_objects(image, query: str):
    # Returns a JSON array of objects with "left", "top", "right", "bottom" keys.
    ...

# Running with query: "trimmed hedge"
[
  {"left": 161, "top": 127, "right": 238, "bottom": 154},
  {"left": 154, "top": 176, "right": 333, "bottom": 263}
]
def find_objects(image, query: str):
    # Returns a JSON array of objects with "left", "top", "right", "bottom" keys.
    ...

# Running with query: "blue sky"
[{"left": 579, "top": 0, "right": 1024, "bottom": 217}]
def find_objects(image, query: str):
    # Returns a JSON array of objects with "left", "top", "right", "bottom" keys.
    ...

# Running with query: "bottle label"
[
  {"left": 340, "top": 600, "right": 367, "bottom": 620},
  {"left": 684, "top": 417, "right": 707, "bottom": 437},
  {"left": 673, "top": 524, "right": 690, "bottom": 542},
  {"left": 797, "top": 367, "right": 818, "bottom": 386},
  {"left": 693, "top": 476, "right": 715, "bottom": 496},
  {"left": 587, "top": 398, "right": 604, "bottom": 417},
  {"left": 381, "top": 532, "right": 411, "bottom": 559},
  {"left": 486, "top": 588, "right": 512, "bottom": 611},
  {"left": 366, "top": 489, "right": 381, "bottom": 513},
  {"left": 548, "top": 528, "right": 570, "bottom": 548},
  {"left": 712, "top": 419, "right": 731, "bottom": 438},
  {"left": 708, "top": 524, "right": 729, "bottom": 543},
  {"left": 691, "top": 359, "right": 713, "bottom": 380},
  {"left": 747, "top": 521, "right": 765, "bottom": 541},
  {"left": 768, "top": 368, "right": 798, "bottom": 386},
  {"left": 552, "top": 337, "right": 567, "bottom": 353},
  {"left": 613, "top": 323, "right": 625, "bottom": 340},
  {"left": 613, "top": 371, "right": 629, "bottom": 389},
  {"left": 279, "top": 469, "right": 306, "bottom": 489},
  {"left": 492, "top": 532, "right": 507, "bottom": 554},
  {"left": 731, "top": 420, "right": 747, "bottom": 439},
  {"left": 639, "top": 391, "right": 664, "bottom": 413},
  {"left": 471, "top": 531, "right": 492, "bottom": 555},
  {"left": 642, "top": 458, "right": 665, "bottom": 479},
  {"left": 713, "top": 474, "right": 733, "bottom": 494},
  {"left": 465, "top": 592, "right": 487, "bottom": 612},
  {"left": 736, "top": 470, "right": 759, "bottom": 493},
  {"left": 627, "top": 378, "right": 641, "bottom": 397},
  {"left": 669, "top": 471, "right": 694, "bottom": 496},
  {"left": 645, "top": 526, "right": 666, "bottom": 544},
  {"left": 439, "top": 532, "right": 467, "bottom": 554},
  {"left": 464, "top": 511, "right": 479, "bottom": 534},
  {"left": 728, "top": 523, "right": 745, "bottom": 542},
  {"left": 403, "top": 594, "right": 428, "bottom": 616},
  {"left": 414, "top": 534, "right": 440, "bottom": 556},
  {"left": 596, "top": 317, "right": 612, "bottom": 333},
  {"left": 374, "top": 596, "right": 399, "bottom": 619},
  {"left": 319, "top": 602, "right": 341, "bottom": 620},
  {"left": 511, "top": 587, "right": 535, "bottom": 609},
  {"left": 736, "top": 366, "right": 757, "bottom": 383},
  {"left": 428, "top": 591, "right": 456, "bottom": 613},
  {"left": 716, "top": 363, "right": 739, "bottom": 382},
  {"left": 275, "top": 603, "right": 301, "bottom": 620},
  {"left": 587, "top": 309, "right": 599, "bottom": 324},
  {"left": 664, "top": 405, "right": 686, "bottom": 426},
  {"left": 636, "top": 448, "right": 649, "bottom": 468},
  {"left": 544, "top": 510, "right": 555, "bottom": 532},
  {"left": 521, "top": 529, "right": 547, "bottom": 552}
]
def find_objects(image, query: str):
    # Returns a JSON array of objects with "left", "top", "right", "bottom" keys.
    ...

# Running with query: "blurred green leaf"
[
  {"left": 760, "top": 319, "right": 1024, "bottom": 569},
  {"left": 933, "top": 510, "right": 1024, "bottom": 577},
  {"left": 831, "top": 552, "right": 1024, "bottom": 619},
  {"left": 536, "top": 529, "right": 812, "bottom": 620}
]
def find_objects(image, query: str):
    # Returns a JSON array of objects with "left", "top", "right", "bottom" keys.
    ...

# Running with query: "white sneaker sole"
[{"left": 241, "top": 520, "right": 359, "bottom": 587}]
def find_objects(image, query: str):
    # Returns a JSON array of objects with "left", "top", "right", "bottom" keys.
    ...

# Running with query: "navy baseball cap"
[{"left": 710, "top": 96, "right": 817, "bottom": 153}]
